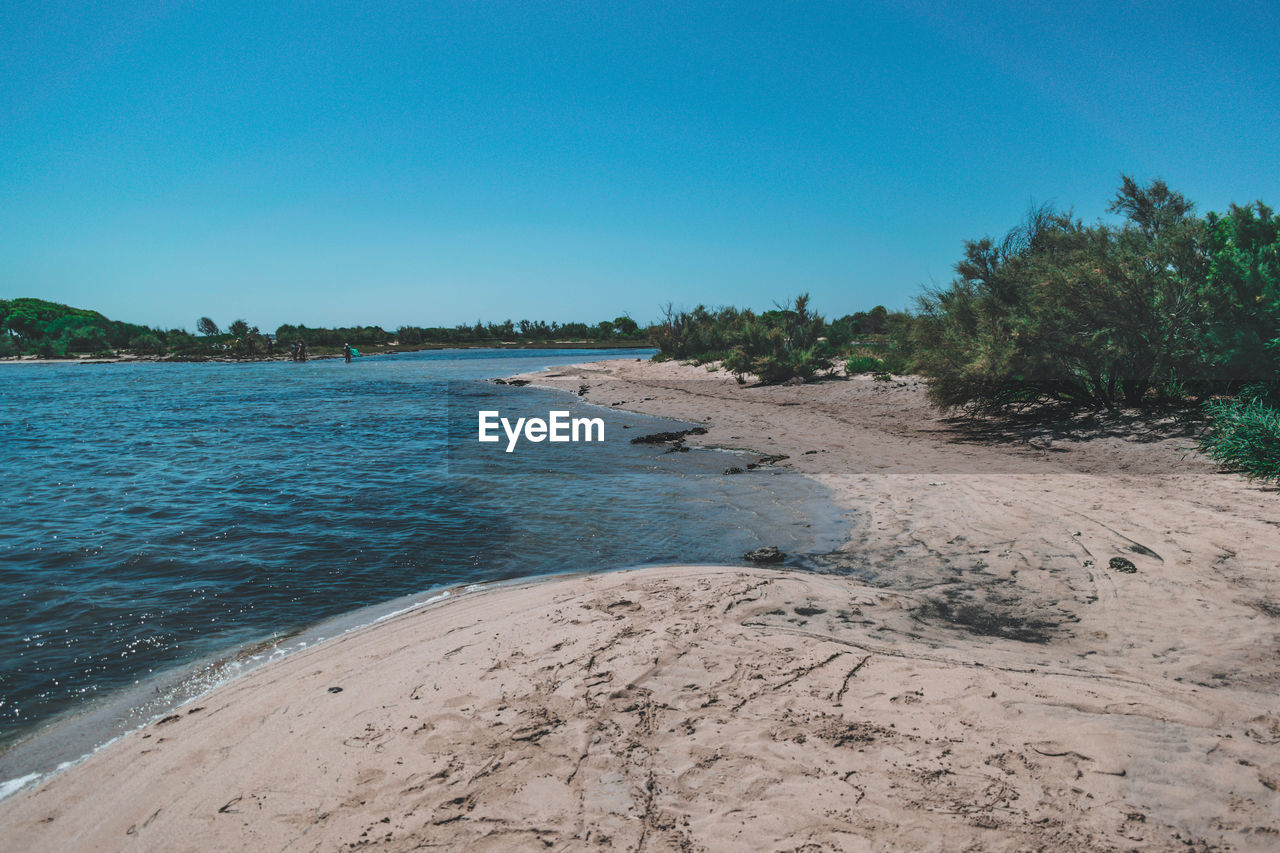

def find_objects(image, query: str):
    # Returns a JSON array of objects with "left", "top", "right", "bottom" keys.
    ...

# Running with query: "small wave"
[{"left": 0, "top": 771, "right": 41, "bottom": 801}]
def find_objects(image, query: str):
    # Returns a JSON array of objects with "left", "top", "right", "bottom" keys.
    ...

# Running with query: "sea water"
[{"left": 0, "top": 348, "right": 848, "bottom": 785}]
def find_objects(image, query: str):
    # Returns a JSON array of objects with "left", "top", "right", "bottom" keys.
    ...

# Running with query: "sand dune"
[{"left": 4, "top": 360, "right": 1279, "bottom": 850}]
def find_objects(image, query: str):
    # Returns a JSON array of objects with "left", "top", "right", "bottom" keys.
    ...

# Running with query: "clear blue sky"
[{"left": 3, "top": 1, "right": 1277, "bottom": 331}]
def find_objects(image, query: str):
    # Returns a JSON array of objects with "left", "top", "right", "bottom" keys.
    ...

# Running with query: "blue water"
[{"left": 0, "top": 348, "right": 845, "bottom": 777}]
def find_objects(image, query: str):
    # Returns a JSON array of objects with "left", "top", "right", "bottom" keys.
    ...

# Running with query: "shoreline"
[
  {"left": 0, "top": 369, "right": 847, "bottom": 806},
  {"left": 0, "top": 342, "right": 654, "bottom": 366},
  {"left": 0, "top": 578, "right": 479, "bottom": 798},
  {"left": 3, "top": 358, "right": 1279, "bottom": 848},
  {"left": 0, "top": 499, "right": 852, "bottom": 806},
  {"left": 0, "top": 562, "right": 1200, "bottom": 851}
]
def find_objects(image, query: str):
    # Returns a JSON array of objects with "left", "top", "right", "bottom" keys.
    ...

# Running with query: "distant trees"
[
  {"left": 392, "top": 316, "right": 647, "bottom": 347},
  {"left": 651, "top": 295, "right": 879, "bottom": 383},
  {"left": 165, "top": 329, "right": 203, "bottom": 355},
  {"left": 129, "top": 333, "right": 166, "bottom": 355},
  {"left": 63, "top": 326, "right": 110, "bottom": 353},
  {"left": 276, "top": 324, "right": 393, "bottom": 347},
  {"left": 0, "top": 298, "right": 157, "bottom": 358},
  {"left": 0, "top": 301, "right": 654, "bottom": 360},
  {"left": 825, "top": 306, "right": 890, "bottom": 348}
]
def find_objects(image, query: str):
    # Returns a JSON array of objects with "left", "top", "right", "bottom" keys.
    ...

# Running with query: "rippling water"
[{"left": 0, "top": 348, "right": 845, "bottom": 778}]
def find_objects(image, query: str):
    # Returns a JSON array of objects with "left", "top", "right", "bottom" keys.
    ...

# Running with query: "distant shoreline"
[{"left": 0, "top": 340, "right": 655, "bottom": 365}]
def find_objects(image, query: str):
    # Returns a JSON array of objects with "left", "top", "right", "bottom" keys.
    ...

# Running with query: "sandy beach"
[{"left": 4, "top": 359, "right": 1280, "bottom": 850}]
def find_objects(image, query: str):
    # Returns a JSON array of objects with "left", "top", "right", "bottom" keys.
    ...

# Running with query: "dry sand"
[{"left": 3, "top": 359, "right": 1280, "bottom": 850}]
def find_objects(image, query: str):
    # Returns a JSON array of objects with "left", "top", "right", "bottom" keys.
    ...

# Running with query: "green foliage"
[
  {"left": 1, "top": 298, "right": 106, "bottom": 337},
  {"left": 0, "top": 299, "right": 641, "bottom": 361},
  {"left": 826, "top": 306, "right": 890, "bottom": 348},
  {"left": 904, "top": 175, "right": 1280, "bottom": 490},
  {"left": 36, "top": 337, "right": 69, "bottom": 359},
  {"left": 1200, "top": 392, "right": 1280, "bottom": 480},
  {"left": 844, "top": 353, "right": 885, "bottom": 374},
  {"left": 277, "top": 324, "right": 393, "bottom": 347},
  {"left": 652, "top": 296, "right": 908, "bottom": 384},
  {"left": 878, "top": 313, "right": 917, "bottom": 373},
  {"left": 651, "top": 304, "right": 746, "bottom": 359},
  {"left": 129, "top": 334, "right": 166, "bottom": 355},
  {"left": 907, "top": 179, "right": 1215, "bottom": 412},
  {"left": 0, "top": 297, "right": 177, "bottom": 357},
  {"left": 713, "top": 295, "right": 831, "bottom": 383},
  {"left": 64, "top": 326, "right": 110, "bottom": 353},
  {"left": 1194, "top": 204, "right": 1280, "bottom": 473},
  {"left": 166, "top": 329, "right": 205, "bottom": 355},
  {"left": 1198, "top": 202, "right": 1280, "bottom": 386},
  {"left": 393, "top": 316, "right": 644, "bottom": 347}
]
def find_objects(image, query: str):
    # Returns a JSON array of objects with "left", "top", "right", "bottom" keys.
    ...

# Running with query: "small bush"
[
  {"left": 721, "top": 294, "right": 830, "bottom": 384},
  {"left": 129, "top": 333, "right": 166, "bottom": 355},
  {"left": 63, "top": 327, "right": 110, "bottom": 353},
  {"left": 1200, "top": 394, "right": 1280, "bottom": 480},
  {"left": 36, "top": 338, "right": 69, "bottom": 359},
  {"left": 845, "top": 354, "right": 884, "bottom": 374}
]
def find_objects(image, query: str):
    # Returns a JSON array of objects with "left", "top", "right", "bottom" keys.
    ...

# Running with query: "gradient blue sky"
[{"left": 3, "top": 1, "right": 1278, "bottom": 330}]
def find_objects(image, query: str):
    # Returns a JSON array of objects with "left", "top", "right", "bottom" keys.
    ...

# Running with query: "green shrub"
[
  {"left": 63, "top": 327, "right": 110, "bottom": 353},
  {"left": 909, "top": 179, "right": 1213, "bottom": 412},
  {"left": 1198, "top": 201, "right": 1280, "bottom": 388},
  {"left": 720, "top": 295, "right": 831, "bottom": 383},
  {"left": 652, "top": 296, "right": 912, "bottom": 384},
  {"left": 165, "top": 330, "right": 206, "bottom": 355},
  {"left": 1200, "top": 393, "right": 1280, "bottom": 480},
  {"left": 845, "top": 354, "right": 884, "bottom": 374},
  {"left": 129, "top": 333, "right": 166, "bottom": 355},
  {"left": 652, "top": 304, "right": 747, "bottom": 360},
  {"left": 36, "top": 338, "right": 69, "bottom": 359}
]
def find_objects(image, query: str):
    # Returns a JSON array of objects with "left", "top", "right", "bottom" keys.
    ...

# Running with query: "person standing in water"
[{"left": 343, "top": 342, "right": 353, "bottom": 363}]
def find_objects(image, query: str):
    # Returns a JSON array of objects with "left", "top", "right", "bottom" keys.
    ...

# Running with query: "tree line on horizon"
[{"left": 0, "top": 303, "right": 650, "bottom": 359}]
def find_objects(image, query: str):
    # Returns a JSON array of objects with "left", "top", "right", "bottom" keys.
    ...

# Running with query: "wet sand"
[{"left": 3, "top": 359, "right": 1279, "bottom": 850}]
